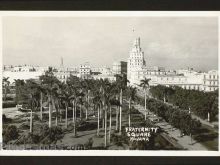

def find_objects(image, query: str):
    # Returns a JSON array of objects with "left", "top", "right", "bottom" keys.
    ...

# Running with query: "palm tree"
[
  {"left": 127, "top": 86, "right": 137, "bottom": 127},
  {"left": 115, "top": 74, "right": 129, "bottom": 134},
  {"left": 40, "top": 67, "right": 60, "bottom": 128},
  {"left": 59, "top": 84, "right": 70, "bottom": 129},
  {"left": 82, "top": 79, "right": 92, "bottom": 120},
  {"left": 25, "top": 80, "right": 40, "bottom": 133},
  {"left": 37, "top": 80, "right": 47, "bottom": 121},
  {"left": 102, "top": 82, "right": 116, "bottom": 146},
  {"left": 139, "top": 78, "right": 151, "bottom": 120},
  {"left": 14, "top": 79, "right": 25, "bottom": 104},
  {"left": 93, "top": 91, "right": 102, "bottom": 136},
  {"left": 67, "top": 76, "right": 84, "bottom": 137},
  {"left": 3, "top": 77, "right": 10, "bottom": 101}
]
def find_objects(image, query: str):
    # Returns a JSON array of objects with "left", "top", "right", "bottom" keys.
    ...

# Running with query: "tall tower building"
[{"left": 127, "top": 37, "right": 146, "bottom": 80}]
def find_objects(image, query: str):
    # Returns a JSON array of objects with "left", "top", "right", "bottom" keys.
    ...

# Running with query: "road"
[
  {"left": 135, "top": 90, "right": 208, "bottom": 150},
  {"left": 3, "top": 107, "right": 25, "bottom": 119},
  {"left": 137, "top": 89, "right": 218, "bottom": 131}
]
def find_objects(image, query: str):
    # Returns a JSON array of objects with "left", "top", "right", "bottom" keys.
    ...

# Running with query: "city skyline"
[{"left": 2, "top": 17, "right": 218, "bottom": 72}]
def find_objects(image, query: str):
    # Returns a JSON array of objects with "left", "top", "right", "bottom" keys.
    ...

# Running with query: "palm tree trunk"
[
  {"left": 55, "top": 112, "right": 58, "bottom": 127},
  {"left": 104, "top": 106, "right": 107, "bottom": 147},
  {"left": 49, "top": 95, "right": 52, "bottom": 128},
  {"left": 144, "top": 89, "right": 147, "bottom": 120},
  {"left": 208, "top": 112, "right": 210, "bottom": 122},
  {"left": 30, "top": 109, "right": 33, "bottom": 133},
  {"left": 116, "top": 106, "right": 118, "bottom": 131},
  {"left": 119, "top": 89, "right": 122, "bottom": 134},
  {"left": 74, "top": 102, "right": 77, "bottom": 137},
  {"left": 40, "top": 92, "right": 43, "bottom": 121},
  {"left": 86, "top": 91, "right": 89, "bottom": 120},
  {"left": 75, "top": 102, "right": 77, "bottom": 120},
  {"left": 97, "top": 105, "right": 100, "bottom": 136},
  {"left": 65, "top": 104, "right": 68, "bottom": 128},
  {"left": 80, "top": 103, "right": 82, "bottom": 119},
  {"left": 109, "top": 105, "right": 112, "bottom": 143},
  {"left": 53, "top": 99, "right": 58, "bottom": 127},
  {"left": 59, "top": 104, "right": 62, "bottom": 122},
  {"left": 129, "top": 98, "right": 131, "bottom": 127},
  {"left": 72, "top": 101, "right": 75, "bottom": 123},
  {"left": 102, "top": 103, "right": 105, "bottom": 130}
]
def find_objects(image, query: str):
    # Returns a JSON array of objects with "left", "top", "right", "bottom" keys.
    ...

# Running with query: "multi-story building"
[
  {"left": 202, "top": 70, "right": 219, "bottom": 92},
  {"left": 92, "top": 74, "right": 116, "bottom": 82},
  {"left": 128, "top": 37, "right": 218, "bottom": 92},
  {"left": 3, "top": 70, "right": 45, "bottom": 84},
  {"left": 112, "top": 61, "right": 127, "bottom": 75},
  {"left": 54, "top": 70, "right": 71, "bottom": 83},
  {"left": 79, "top": 62, "right": 91, "bottom": 79},
  {"left": 127, "top": 37, "right": 146, "bottom": 80}
]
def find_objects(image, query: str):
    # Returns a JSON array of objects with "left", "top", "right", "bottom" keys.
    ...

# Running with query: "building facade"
[
  {"left": 127, "top": 37, "right": 146, "bottom": 80},
  {"left": 79, "top": 62, "right": 91, "bottom": 79},
  {"left": 112, "top": 61, "right": 127, "bottom": 75},
  {"left": 128, "top": 38, "right": 219, "bottom": 92}
]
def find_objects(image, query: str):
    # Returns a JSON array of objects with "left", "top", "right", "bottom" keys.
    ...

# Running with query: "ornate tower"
[{"left": 127, "top": 37, "right": 146, "bottom": 80}]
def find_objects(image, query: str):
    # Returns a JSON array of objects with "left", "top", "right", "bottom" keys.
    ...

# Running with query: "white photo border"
[{"left": 0, "top": 11, "right": 219, "bottom": 156}]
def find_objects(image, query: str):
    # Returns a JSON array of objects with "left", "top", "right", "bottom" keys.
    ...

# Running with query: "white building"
[
  {"left": 128, "top": 38, "right": 218, "bottom": 92},
  {"left": 127, "top": 37, "right": 146, "bottom": 80},
  {"left": 92, "top": 74, "right": 116, "bottom": 82},
  {"left": 79, "top": 62, "right": 91, "bottom": 79},
  {"left": 3, "top": 70, "right": 44, "bottom": 84},
  {"left": 54, "top": 71, "right": 71, "bottom": 83},
  {"left": 202, "top": 70, "right": 219, "bottom": 92}
]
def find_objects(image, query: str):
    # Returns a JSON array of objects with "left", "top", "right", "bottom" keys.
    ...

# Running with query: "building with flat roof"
[
  {"left": 128, "top": 37, "right": 218, "bottom": 92},
  {"left": 112, "top": 61, "right": 127, "bottom": 75},
  {"left": 79, "top": 62, "right": 91, "bottom": 79}
]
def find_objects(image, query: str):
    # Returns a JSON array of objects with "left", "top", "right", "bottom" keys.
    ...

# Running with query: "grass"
[{"left": 193, "top": 124, "right": 218, "bottom": 151}]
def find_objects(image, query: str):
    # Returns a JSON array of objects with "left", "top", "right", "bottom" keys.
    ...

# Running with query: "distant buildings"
[
  {"left": 79, "top": 62, "right": 91, "bottom": 79},
  {"left": 112, "top": 61, "right": 127, "bottom": 75},
  {"left": 3, "top": 65, "right": 47, "bottom": 84},
  {"left": 3, "top": 39, "right": 218, "bottom": 92},
  {"left": 128, "top": 37, "right": 219, "bottom": 92}
]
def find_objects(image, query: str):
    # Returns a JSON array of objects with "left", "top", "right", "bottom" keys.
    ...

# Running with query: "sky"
[{"left": 2, "top": 17, "right": 218, "bottom": 71}]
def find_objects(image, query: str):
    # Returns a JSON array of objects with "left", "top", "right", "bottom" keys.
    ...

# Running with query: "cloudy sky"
[{"left": 2, "top": 17, "right": 218, "bottom": 71}]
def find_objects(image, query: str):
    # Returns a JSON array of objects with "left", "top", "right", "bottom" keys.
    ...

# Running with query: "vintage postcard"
[{"left": 0, "top": 11, "right": 219, "bottom": 156}]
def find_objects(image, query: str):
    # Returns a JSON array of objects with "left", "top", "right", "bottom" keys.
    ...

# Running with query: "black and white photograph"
[{"left": 1, "top": 14, "right": 219, "bottom": 153}]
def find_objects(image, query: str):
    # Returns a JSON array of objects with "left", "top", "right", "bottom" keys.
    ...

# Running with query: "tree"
[
  {"left": 14, "top": 79, "right": 26, "bottom": 104},
  {"left": 126, "top": 86, "right": 137, "bottom": 127},
  {"left": 115, "top": 74, "right": 129, "bottom": 134},
  {"left": 139, "top": 78, "right": 151, "bottom": 120},
  {"left": 3, "top": 77, "right": 10, "bottom": 101},
  {"left": 93, "top": 91, "right": 102, "bottom": 136},
  {"left": 67, "top": 76, "right": 83, "bottom": 137},
  {"left": 25, "top": 79, "right": 40, "bottom": 133},
  {"left": 82, "top": 79, "right": 92, "bottom": 120},
  {"left": 40, "top": 67, "right": 60, "bottom": 128}
]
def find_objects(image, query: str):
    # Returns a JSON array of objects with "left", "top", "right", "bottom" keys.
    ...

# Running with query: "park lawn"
[{"left": 193, "top": 124, "right": 218, "bottom": 151}]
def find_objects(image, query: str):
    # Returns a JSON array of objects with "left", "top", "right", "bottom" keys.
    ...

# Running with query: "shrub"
[
  {"left": 3, "top": 102, "right": 17, "bottom": 108},
  {"left": 40, "top": 126, "right": 64, "bottom": 144},
  {"left": 84, "top": 138, "right": 93, "bottom": 149},
  {"left": 33, "top": 114, "right": 39, "bottom": 120},
  {"left": 3, "top": 125, "right": 19, "bottom": 143},
  {"left": 77, "top": 121, "right": 97, "bottom": 131},
  {"left": 2, "top": 114, "right": 12, "bottom": 123}
]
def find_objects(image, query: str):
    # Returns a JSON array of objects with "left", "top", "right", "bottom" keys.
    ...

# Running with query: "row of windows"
[
  {"left": 204, "top": 75, "right": 219, "bottom": 79},
  {"left": 204, "top": 87, "right": 218, "bottom": 91},
  {"left": 204, "top": 81, "right": 218, "bottom": 85},
  {"left": 182, "top": 85, "right": 200, "bottom": 90}
]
